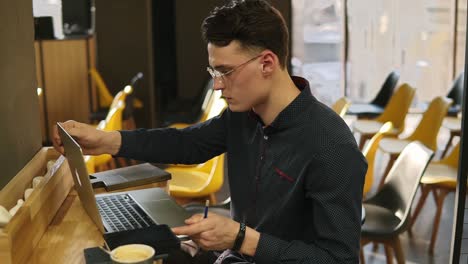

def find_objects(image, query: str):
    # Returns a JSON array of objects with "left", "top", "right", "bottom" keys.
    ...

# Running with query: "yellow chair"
[
  {"left": 165, "top": 100, "right": 227, "bottom": 170},
  {"left": 89, "top": 68, "right": 143, "bottom": 114},
  {"left": 93, "top": 100, "right": 126, "bottom": 171},
  {"left": 409, "top": 142, "right": 460, "bottom": 254},
  {"left": 169, "top": 89, "right": 225, "bottom": 129},
  {"left": 352, "top": 84, "right": 416, "bottom": 149},
  {"left": 378, "top": 96, "right": 453, "bottom": 187},
  {"left": 165, "top": 102, "right": 227, "bottom": 170},
  {"left": 165, "top": 88, "right": 227, "bottom": 202},
  {"left": 361, "top": 122, "right": 393, "bottom": 197},
  {"left": 331, "top": 97, "right": 350, "bottom": 118},
  {"left": 166, "top": 153, "right": 225, "bottom": 204},
  {"left": 440, "top": 115, "right": 461, "bottom": 158},
  {"left": 84, "top": 155, "right": 95, "bottom": 174},
  {"left": 90, "top": 68, "right": 114, "bottom": 109}
]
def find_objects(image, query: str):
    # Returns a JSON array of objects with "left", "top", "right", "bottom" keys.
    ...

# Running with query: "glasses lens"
[{"left": 208, "top": 67, "right": 224, "bottom": 79}]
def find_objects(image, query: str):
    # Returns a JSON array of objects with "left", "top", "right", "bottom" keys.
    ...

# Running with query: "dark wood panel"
[
  {"left": 0, "top": 0, "right": 42, "bottom": 190},
  {"left": 95, "top": 0, "right": 156, "bottom": 127},
  {"left": 41, "top": 39, "right": 91, "bottom": 141}
]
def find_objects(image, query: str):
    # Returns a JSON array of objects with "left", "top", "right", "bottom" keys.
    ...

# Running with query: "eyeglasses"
[{"left": 206, "top": 54, "right": 262, "bottom": 81}]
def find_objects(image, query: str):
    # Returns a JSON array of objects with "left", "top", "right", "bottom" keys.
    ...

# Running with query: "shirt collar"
[{"left": 249, "top": 76, "right": 315, "bottom": 133}]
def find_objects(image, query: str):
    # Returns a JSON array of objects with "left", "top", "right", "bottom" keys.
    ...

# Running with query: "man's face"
[{"left": 207, "top": 41, "right": 269, "bottom": 112}]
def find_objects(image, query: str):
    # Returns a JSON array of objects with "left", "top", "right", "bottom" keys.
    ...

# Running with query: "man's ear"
[{"left": 260, "top": 51, "right": 277, "bottom": 75}]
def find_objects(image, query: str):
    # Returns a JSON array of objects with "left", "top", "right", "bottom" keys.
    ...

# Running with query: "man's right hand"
[{"left": 52, "top": 120, "right": 122, "bottom": 156}]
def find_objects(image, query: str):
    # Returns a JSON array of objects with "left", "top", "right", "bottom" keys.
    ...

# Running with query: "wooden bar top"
[{"left": 27, "top": 182, "right": 168, "bottom": 264}]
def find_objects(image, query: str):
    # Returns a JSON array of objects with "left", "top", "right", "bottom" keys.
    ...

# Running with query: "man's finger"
[
  {"left": 185, "top": 214, "right": 204, "bottom": 224},
  {"left": 172, "top": 222, "right": 207, "bottom": 236},
  {"left": 52, "top": 124, "right": 65, "bottom": 154}
]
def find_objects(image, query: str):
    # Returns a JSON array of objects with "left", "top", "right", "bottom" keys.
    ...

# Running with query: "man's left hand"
[{"left": 172, "top": 212, "right": 239, "bottom": 251}]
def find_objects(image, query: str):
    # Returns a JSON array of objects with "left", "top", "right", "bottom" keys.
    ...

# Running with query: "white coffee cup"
[{"left": 110, "top": 244, "right": 155, "bottom": 264}]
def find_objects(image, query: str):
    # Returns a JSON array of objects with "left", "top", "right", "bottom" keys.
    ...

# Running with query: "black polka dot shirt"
[{"left": 118, "top": 76, "right": 367, "bottom": 263}]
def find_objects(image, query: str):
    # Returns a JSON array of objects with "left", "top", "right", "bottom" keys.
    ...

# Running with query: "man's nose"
[{"left": 212, "top": 78, "right": 224, "bottom": 91}]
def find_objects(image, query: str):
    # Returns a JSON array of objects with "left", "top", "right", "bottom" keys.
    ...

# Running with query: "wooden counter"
[{"left": 27, "top": 182, "right": 168, "bottom": 264}]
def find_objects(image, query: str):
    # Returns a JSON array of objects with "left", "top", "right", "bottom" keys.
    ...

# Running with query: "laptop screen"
[{"left": 57, "top": 122, "right": 105, "bottom": 233}]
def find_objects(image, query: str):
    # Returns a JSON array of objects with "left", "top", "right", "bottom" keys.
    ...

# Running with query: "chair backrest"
[
  {"left": 407, "top": 96, "right": 453, "bottom": 151},
  {"left": 169, "top": 153, "right": 225, "bottom": 197},
  {"left": 123, "top": 72, "right": 144, "bottom": 120},
  {"left": 375, "top": 83, "right": 416, "bottom": 134},
  {"left": 109, "top": 89, "right": 128, "bottom": 110},
  {"left": 332, "top": 97, "right": 350, "bottom": 117},
  {"left": 90, "top": 68, "right": 114, "bottom": 109},
  {"left": 366, "top": 141, "right": 433, "bottom": 233},
  {"left": 440, "top": 141, "right": 460, "bottom": 168},
  {"left": 94, "top": 101, "right": 126, "bottom": 167},
  {"left": 98, "top": 100, "right": 125, "bottom": 131},
  {"left": 362, "top": 122, "right": 393, "bottom": 196},
  {"left": 447, "top": 72, "right": 464, "bottom": 106},
  {"left": 371, "top": 70, "right": 400, "bottom": 107},
  {"left": 198, "top": 153, "right": 225, "bottom": 196},
  {"left": 185, "top": 78, "right": 216, "bottom": 124},
  {"left": 206, "top": 92, "right": 228, "bottom": 120},
  {"left": 186, "top": 79, "right": 225, "bottom": 124}
]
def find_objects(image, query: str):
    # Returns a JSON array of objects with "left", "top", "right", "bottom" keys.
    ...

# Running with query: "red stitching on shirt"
[{"left": 274, "top": 167, "right": 295, "bottom": 182}]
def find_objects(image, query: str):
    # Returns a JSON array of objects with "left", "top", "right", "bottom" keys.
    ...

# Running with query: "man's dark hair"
[{"left": 201, "top": 0, "right": 289, "bottom": 68}]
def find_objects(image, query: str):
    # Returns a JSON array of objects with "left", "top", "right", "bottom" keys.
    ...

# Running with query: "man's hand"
[
  {"left": 172, "top": 213, "right": 260, "bottom": 256},
  {"left": 172, "top": 213, "right": 240, "bottom": 251},
  {"left": 52, "top": 120, "right": 122, "bottom": 156}
]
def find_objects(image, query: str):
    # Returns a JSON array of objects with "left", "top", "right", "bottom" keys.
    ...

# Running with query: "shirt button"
[
  {"left": 260, "top": 155, "right": 264, "bottom": 160},
  {"left": 264, "top": 135, "right": 268, "bottom": 140}
]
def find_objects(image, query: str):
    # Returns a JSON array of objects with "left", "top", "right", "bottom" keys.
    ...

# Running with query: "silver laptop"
[{"left": 57, "top": 122, "right": 191, "bottom": 235}]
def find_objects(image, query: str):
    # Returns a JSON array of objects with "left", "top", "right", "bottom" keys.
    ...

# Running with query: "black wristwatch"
[{"left": 232, "top": 222, "right": 246, "bottom": 251}]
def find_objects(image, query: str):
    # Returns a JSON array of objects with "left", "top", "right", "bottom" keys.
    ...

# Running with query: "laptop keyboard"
[{"left": 96, "top": 194, "right": 156, "bottom": 232}]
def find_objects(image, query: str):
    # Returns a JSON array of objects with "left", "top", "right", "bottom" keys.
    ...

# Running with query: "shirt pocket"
[
  {"left": 274, "top": 166, "right": 296, "bottom": 183},
  {"left": 260, "top": 163, "right": 298, "bottom": 201}
]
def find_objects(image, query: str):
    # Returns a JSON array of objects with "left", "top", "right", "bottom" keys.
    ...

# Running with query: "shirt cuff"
[
  {"left": 114, "top": 130, "right": 134, "bottom": 157},
  {"left": 254, "top": 233, "right": 285, "bottom": 263}
]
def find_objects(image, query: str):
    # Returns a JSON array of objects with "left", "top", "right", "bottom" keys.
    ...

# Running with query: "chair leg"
[
  {"left": 123, "top": 117, "right": 137, "bottom": 130},
  {"left": 378, "top": 154, "right": 397, "bottom": 189},
  {"left": 409, "top": 185, "right": 431, "bottom": 230},
  {"left": 441, "top": 132, "right": 455, "bottom": 158},
  {"left": 384, "top": 244, "right": 394, "bottom": 264},
  {"left": 109, "top": 159, "right": 117, "bottom": 169},
  {"left": 360, "top": 249, "right": 366, "bottom": 264},
  {"left": 372, "top": 242, "right": 379, "bottom": 252},
  {"left": 116, "top": 157, "right": 128, "bottom": 167},
  {"left": 407, "top": 210, "right": 413, "bottom": 237},
  {"left": 360, "top": 239, "right": 370, "bottom": 264},
  {"left": 209, "top": 193, "right": 217, "bottom": 205},
  {"left": 429, "top": 188, "right": 451, "bottom": 254},
  {"left": 359, "top": 134, "right": 371, "bottom": 150},
  {"left": 392, "top": 236, "right": 405, "bottom": 264}
]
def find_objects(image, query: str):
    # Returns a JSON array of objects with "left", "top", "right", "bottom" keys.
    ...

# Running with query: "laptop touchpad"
[{"left": 140, "top": 199, "right": 190, "bottom": 228}]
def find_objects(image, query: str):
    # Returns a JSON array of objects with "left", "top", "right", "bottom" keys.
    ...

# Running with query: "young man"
[{"left": 53, "top": 0, "right": 366, "bottom": 263}]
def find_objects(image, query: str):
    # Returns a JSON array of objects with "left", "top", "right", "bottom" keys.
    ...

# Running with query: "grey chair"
[
  {"left": 347, "top": 71, "right": 400, "bottom": 119},
  {"left": 411, "top": 72, "right": 464, "bottom": 116},
  {"left": 446, "top": 72, "right": 464, "bottom": 116},
  {"left": 360, "top": 141, "right": 434, "bottom": 264}
]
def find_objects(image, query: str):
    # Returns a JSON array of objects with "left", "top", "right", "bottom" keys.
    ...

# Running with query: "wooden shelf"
[
  {"left": 35, "top": 38, "right": 95, "bottom": 143},
  {"left": 0, "top": 148, "right": 73, "bottom": 264}
]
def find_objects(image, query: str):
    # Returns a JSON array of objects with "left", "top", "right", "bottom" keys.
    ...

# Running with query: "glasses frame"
[{"left": 206, "top": 54, "right": 262, "bottom": 81}]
